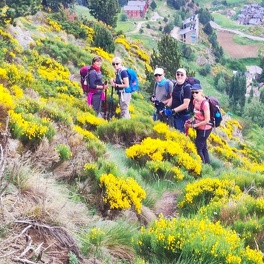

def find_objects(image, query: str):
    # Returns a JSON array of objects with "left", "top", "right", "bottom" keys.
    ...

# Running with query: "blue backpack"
[{"left": 119, "top": 68, "right": 139, "bottom": 93}]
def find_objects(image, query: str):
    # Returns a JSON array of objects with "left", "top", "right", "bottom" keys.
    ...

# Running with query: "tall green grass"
[{"left": 74, "top": 4, "right": 95, "bottom": 20}]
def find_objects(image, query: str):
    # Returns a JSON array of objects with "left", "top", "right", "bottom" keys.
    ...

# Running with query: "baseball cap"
[
  {"left": 191, "top": 83, "right": 202, "bottom": 90},
  {"left": 154, "top": 68, "right": 164, "bottom": 75},
  {"left": 176, "top": 68, "right": 186, "bottom": 76}
]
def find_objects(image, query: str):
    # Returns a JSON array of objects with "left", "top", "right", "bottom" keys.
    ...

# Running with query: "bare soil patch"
[{"left": 216, "top": 31, "right": 259, "bottom": 59}]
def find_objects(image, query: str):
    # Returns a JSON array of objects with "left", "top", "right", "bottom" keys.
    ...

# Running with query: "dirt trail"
[
  {"left": 210, "top": 21, "right": 264, "bottom": 41},
  {"left": 126, "top": 12, "right": 163, "bottom": 34}
]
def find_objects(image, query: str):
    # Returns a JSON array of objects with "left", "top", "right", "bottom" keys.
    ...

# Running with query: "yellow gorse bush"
[
  {"left": 80, "top": 24, "right": 94, "bottom": 43},
  {"left": 179, "top": 178, "right": 242, "bottom": 209},
  {"left": 77, "top": 112, "right": 107, "bottom": 127},
  {"left": 0, "top": 28, "right": 22, "bottom": 53},
  {"left": 8, "top": 110, "right": 54, "bottom": 142},
  {"left": 10, "top": 85, "right": 24, "bottom": 98},
  {"left": 86, "top": 47, "right": 113, "bottom": 62},
  {"left": 73, "top": 125, "right": 96, "bottom": 140},
  {"left": 135, "top": 216, "right": 263, "bottom": 264},
  {"left": 126, "top": 123, "right": 202, "bottom": 176},
  {"left": 0, "top": 84, "right": 15, "bottom": 110},
  {"left": 99, "top": 173, "right": 146, "bottom": 214},
  {"left": 0, "top": 67, "right": 8, "bottom": 80},
  {"left": 37, "top": 56, "right": 70, "bottom": 81},
  {"left": 115, "top": 37, "right": 131, "bottom": 51},
  {"left": 47, "top": 18, "right": 62, "bottom": 31},
  {"left": 4, "top": 63, "right": 34, "bottom": 87}
]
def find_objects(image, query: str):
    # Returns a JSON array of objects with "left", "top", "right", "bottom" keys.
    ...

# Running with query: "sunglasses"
[
  {"left": 192, "top": 91, "right": 200, "bottom": 94},
  {"left": 176, "top": 73, "right": 184, "bottom": 77},
  {"left": 154, "top": 74, "right": 162, "bottom": 77},
  {"left": 112, "top": 62, "right": 119, "bottom": 66}
]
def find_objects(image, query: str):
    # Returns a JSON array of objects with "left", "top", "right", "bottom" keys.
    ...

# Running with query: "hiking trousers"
[
  {"left": 119, "top": 91, "right": 131, "bottom": 119},
  {"left": 91, "top": 91, "right": 103, "bottom": 116},
  {"left": 195, "top": 128, "right": 212, "bottom": 164},
  {"left": 174, "top": 114, "right": 190, "bottom": 133}
]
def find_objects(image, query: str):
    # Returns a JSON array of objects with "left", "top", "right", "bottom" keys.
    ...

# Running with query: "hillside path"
[
  {"left": 210, "top": 21, "right": 264, "bottom": 41},
  {"left": 126, "top": 12, "right": 163, "bottom": 34}
]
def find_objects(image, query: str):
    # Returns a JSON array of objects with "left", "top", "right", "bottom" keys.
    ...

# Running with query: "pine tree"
[
  {"left": 92, "top": 22, "right": 115, "bottom": 53},
  {"left": 150, "top": 35, "right": 182, "bottom": 79},
  {"left": 229, "top": 71, "right": 246, "bottom": 115},
  {"left": 41, "top": 0, "right": 74, "bottom": 11},
  {"left": 87, "top": 0, "right": 120, "bottom": 28}
]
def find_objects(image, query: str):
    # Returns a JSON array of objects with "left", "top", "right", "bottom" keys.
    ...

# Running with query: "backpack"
[
  {"left": 80, "top": 65, "right": 93, "bottom": 94},
  {"left": 118, "top": 67, "right": 139, "bottom": 93},
  {"left": 200, "top": 96, "right": 222, "bottom": 127},
  {"left": 185, "top": 77, "right": 200, "bottom": 87}
]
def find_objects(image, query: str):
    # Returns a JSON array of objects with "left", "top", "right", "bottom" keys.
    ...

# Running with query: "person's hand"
[
  {"left": 150, "top": 95, "right": 156, "bottom": 102},
  {"left": 184, "top": 120, "right": 192, "bottom": 129},
  {"left": 110, "top": 78, "right": 115, "bottom": 87},
  {"left": 164, "top": 108, "right": 173, "bottom": 116},
  {"left": 159, "top": 107, "right": 172, "bottom": 116}
]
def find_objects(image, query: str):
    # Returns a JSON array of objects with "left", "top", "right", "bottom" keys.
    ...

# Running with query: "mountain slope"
[{"left": 0, "top": 6, "right": 264, "bottom": 264}]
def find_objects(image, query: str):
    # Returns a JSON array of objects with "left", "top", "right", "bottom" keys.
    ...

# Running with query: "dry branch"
[
  {"left": 0, "top": 115, "right": 10, "bottom": 195},
  {"left": 14, "top": 220, "right": 80, "bottom": 257},
  {"left": 0, "top": 220, "right": 81, "bottom": 263}
]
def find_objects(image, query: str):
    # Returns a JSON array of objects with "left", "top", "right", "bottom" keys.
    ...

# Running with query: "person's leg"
[
  {"left": 120, "top": 92, "right": 131, "bottom": 118},
  {"left": 167, "top": 115, "right": 174, "bottom": 127},
  {"left": 174, "top": 114, "right": 190, "bottom": 133},
  {"left": 174, "top": 116, "right": 184, "bottom": 132},
  {"left": 195, "top": 129, "right": 212, "bottom": 164},
  {"left": 202, "top": 140, "right": 210, "bottom": 164},
  {"left": 92, "top": 91, "right": 102, "bottom": 116}
]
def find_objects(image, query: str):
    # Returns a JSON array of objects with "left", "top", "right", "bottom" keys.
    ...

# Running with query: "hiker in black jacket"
[
  {"left": 87, "top": 56, "right": 108, "bottom": 117},
  {"left": 167, "top": 68, "right": 192, "bottom": 133}
]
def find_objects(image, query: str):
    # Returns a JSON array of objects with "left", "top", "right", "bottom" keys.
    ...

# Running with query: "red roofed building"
[{"left": 123, "top": 0, "right": 149, "bottom": 19}]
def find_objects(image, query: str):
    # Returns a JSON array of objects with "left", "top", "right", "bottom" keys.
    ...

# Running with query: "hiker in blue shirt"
[
  {"left": 110, "top": 57, "right": 131, "bottom": 119},
  {"left": 151, "top": 68, "right": 173, "bottom": 126}
]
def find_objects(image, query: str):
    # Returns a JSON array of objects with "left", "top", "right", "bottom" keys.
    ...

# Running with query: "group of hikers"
[
  {"left": 82, "top": 55, "right": 131, "bottom": 119},
  {"left": 151, "top": 67, "right": 212, "bottom": 165},
  {"left": 81, "top": 56, "right": 213, "bottom": 164}
]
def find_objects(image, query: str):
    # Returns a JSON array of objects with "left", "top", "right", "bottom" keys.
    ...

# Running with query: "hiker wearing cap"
[
  {"left": 151, "top": 68, "right": 174, "bottom": 126},
  {"left": 110, "top": 56, "right": 131, "bottom": 119},
  {"left": 167, "top": 68, "right": 192, "bottom": 133},
  {"left": 184, "top": 84, "right": 212, "bottom": 164},
  {"left": 87, "top": 56, "right": 108, "bottom": 117}
]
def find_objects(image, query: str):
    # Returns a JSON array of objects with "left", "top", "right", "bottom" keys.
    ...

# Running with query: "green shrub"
[
  {"left": 86, "top": 139, "right": 106, "bottom": 161},
  {"left": 55, "top": 144, "right": 72, "bottom": 161},
  {"left": 68, "top": 251, "right": 79, "bottom": 264},
  {"left": 96, "top": 116, "right": 155, "bottom": 147},
  {"left": 81, "top": 220, "right": 137, "bottom": 262}
]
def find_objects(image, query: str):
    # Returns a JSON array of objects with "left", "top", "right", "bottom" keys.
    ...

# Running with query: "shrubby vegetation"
[{"left": 0, "top": 1, "right": 264, "bottom": 263}]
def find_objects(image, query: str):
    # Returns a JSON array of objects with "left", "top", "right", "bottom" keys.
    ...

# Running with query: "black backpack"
[
  {"left": 173, "top": 77, "right": 200, "bottom": 107},
  {"left": 200, "top": 96, "right": 222, "bottom": 127}
]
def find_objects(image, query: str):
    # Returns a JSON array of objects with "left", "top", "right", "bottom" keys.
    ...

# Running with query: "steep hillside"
[{"left": 0, "top": 6, "right": 264, "bottom": 264}]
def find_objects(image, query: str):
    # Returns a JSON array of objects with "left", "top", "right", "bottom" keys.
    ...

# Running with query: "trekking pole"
[
  {"left": 107, "top": 86, "right": 114, "bottom": 121},
  {"left": 104, "top": 87, "right": 107, "bottom": 120},
  {"left": 103, "top": 81, "right": 107, "bottom": 120}
]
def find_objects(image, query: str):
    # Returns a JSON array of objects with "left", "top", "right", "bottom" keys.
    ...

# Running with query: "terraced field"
[{"left": 216, "top": 31, "right": 260, "bottom": 58}]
